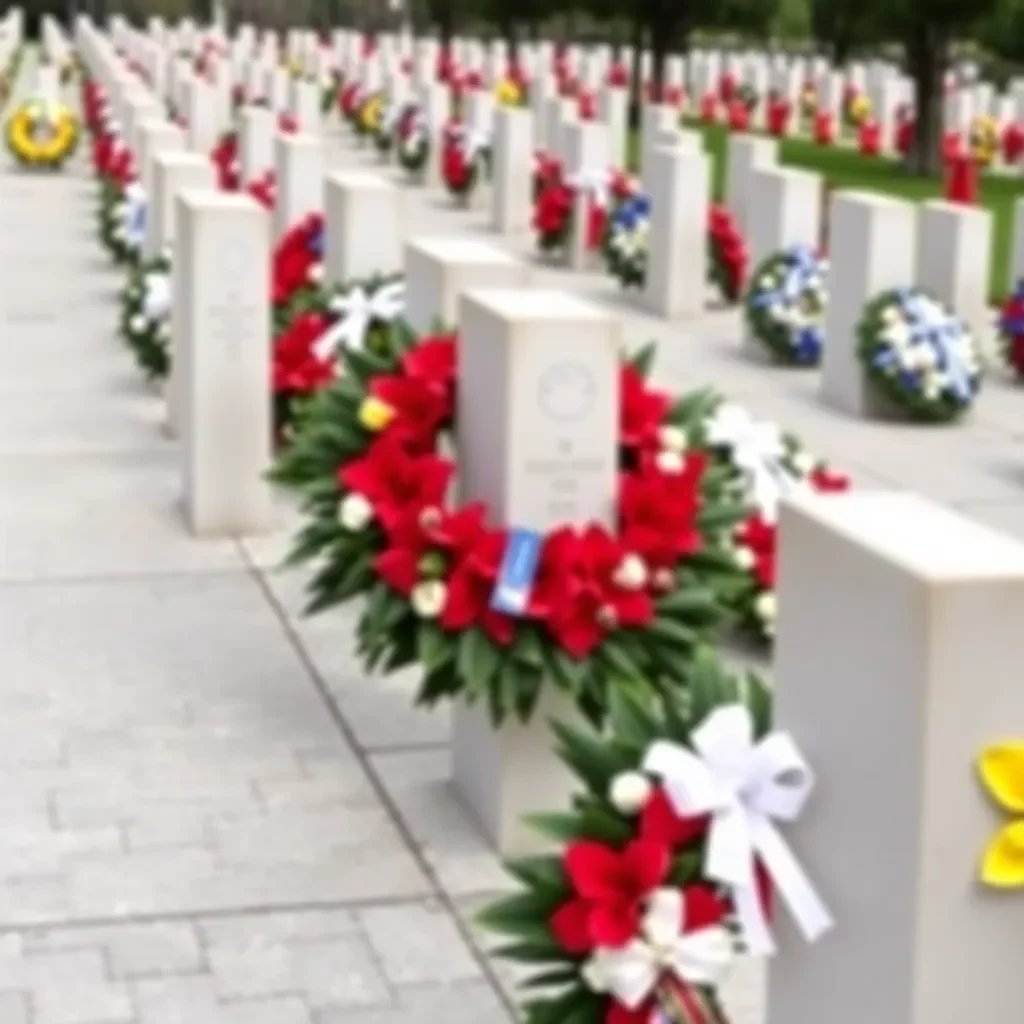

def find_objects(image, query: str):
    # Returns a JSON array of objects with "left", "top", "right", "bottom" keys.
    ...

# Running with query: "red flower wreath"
[
  {"left": 272, "top": 328, "right": 745, "bottom": 725},
  {"left": 211, "top": 131, "right": 239, "bottom": 190},
  {"left": 339, "top": 81, "right": 364, "bottom": 119},
  {"left": 246, "top": 172, "right": 276, "bottom": 210},
  {"left": 441, "top": 123, "right": 485, "bottom": 197},
  {"left": 707, "top": 206, "right": 748, "bottom": 304},
  {"left": 533, "top": 165, "right": 616, "bottom": 254},
  {"left": 271, "top": 212, "right": 324, "bottom": 314}
]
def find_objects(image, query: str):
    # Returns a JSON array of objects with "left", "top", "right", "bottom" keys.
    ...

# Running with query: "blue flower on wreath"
[
  {"left": 871, "top": 288, "right": 977, "bottom": 404},
  {"left": 308, "top": 221, "right": 324, "bottom": 259},
  {"left": 612, "top": 193, "right": 651, "bottom": 232},
  {"left": 748, "top": 244, "right": 826, "bottom": 364},
  {"left": 998, "top": 278, "right": 1024, "bottom": 336}
]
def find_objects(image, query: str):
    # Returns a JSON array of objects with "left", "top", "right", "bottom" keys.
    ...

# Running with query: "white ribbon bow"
[
  {"left": 312, "top": 280, "right": 406, "bottom": 359},
  {"left": 456, "top": 124, "right": 491, "bottom": 164},
  {"left": 586, "top": 888, "right": 732, "bottom": 1009},
  {"left": 142, "top": 271, "right": 171, "bottom": 322},
  {"left": 568, "top": 165, "right": 612, "bottom": 209},
  {"left": 703, "top": 403, "right": 797, "bottom": 523},
  {"left": 643, "top": 704, "right": 834, "bottom": 956},
  {"left": 120, "top": 183, "right": 147, "bottom": 251}
]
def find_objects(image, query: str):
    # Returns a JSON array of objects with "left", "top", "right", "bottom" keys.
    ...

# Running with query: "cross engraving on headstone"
[{"left": 204, "top": 238, "right": 255, "bottom": 365}]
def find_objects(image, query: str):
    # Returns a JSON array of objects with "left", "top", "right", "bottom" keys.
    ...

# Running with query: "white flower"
[
  {"left": 733, "top": 546, "right": 755, "bottom": 570},
  {"left": 307, "top": 262, "right": 323, "bottom": 284},
  {"left": 759, "top": 273, "right": 778, "bottom": 288},
  {"left": 411, "top": 580, "right": 447, "bottom": 618},
  {"left": 754, "top": 591, "right": 777, "bottom": 623},
  {"left": 613, "top": 554, "right": 648, "bottom": 591},
  {"left": 129, "top": 314, "right": 146, "bottom": 333},
  {"left": 338, "top": 493, "right": 373, "bottom": 531},
  {"left": 789, "top": 449, "right": 814, "bottom": 475},
  {"left": 880, "top": 306, "right": 900, "bottom": 326},
  {"left": 655, "top": 450, "right": 685, "bottom": 474},
  {"left": 658, "top": 425, "right": 687, "bottom": 452},
  {"left": 580, "top": 957, "right": 610, "bottom": 993},
  {"left": 608, "top": 771, "right": 653, "bottom": 815}
]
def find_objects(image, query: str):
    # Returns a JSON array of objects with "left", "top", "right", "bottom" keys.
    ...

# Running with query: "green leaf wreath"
[
  {"left": 477, "top": 649, "right": 773, "bottom": 1024},
  {"left": 271, "top": 325, "right": 749, "bottom": 727}
]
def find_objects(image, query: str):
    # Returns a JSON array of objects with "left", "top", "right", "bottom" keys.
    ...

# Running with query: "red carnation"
[
  {"left": 400, "top": 334, "right": 458, "bottom": 411},
  {"left": 548, "top": 839, "right": 670, "bottom": 952},
  {"left": 339, "top": 435, "right": 453, "bottom": 531},
  {"left": 368, "top": 373, "right": 451, "bottom": 452}
]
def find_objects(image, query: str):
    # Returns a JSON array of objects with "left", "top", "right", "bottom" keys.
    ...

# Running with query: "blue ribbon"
[
  {"left": 999, "top": 278, "right": 1024, "bottom": 334},
  {"left": 872, "top": 288, "right": 975, "bottom": 403},
  {"left": 125, "top": 199, "right": 146, "bottom": 251},
  {"left": 309, "top": 223, "right": 324, "bottom": 258},
  {"left": 612, "top": 194, "right": 651, "bottom": 232}
]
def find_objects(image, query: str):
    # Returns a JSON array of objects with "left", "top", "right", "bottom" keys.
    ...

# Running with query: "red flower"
[
  {"left": 809, "top": 466, "right": 849, "bottom": 493},
  {"left": 606, "top": 64, "right": 629, "bottom": 88},
  {"left": 271, "top": 311, "right": 334, "bottom": 395},
  {"left": 376, "top": 502, "right": 486, "bottom": 596},
  {"left": 735, "top": 513, "right": 776, "bottom": 589},
  {"left": 533, "top": 182, "right": 573, "bottom": 243},
  {"left": 619, "top": 364, "right": 670, "bottom": 452},
  {"left": 548, "top": 839, "right": 670, "bottom": 953},
  {"left": 578, "top": 91, "right": 597, "bottom": 121},
  {"left": 339, "top": 435, "right": 453, "bottom": 530},
  {"left": 440, "top": 524, "right": 515, "bottom": 646},
  {"left": 529, "top": 526, "right": 655, "bottom": 658},
  {"left": 400, "top": 334, "right": 458, "bottom": 411},
  {"left": 369, "top": 373, "right": 451, "bottom": 451},
  {"left": 246, "top": 173, "right": 275, "bottom": 210},
  {"left": 640, "top": 786, "right": 709, "bottom": 847},
  {"left": 278, "top": 112, "right": 299, "bottom": 134},
  {"left": 619, "top": 458, "right": 705, "bottom": 575},
  {"left": 442, "top": 139, "right": 470, "bottom": 191},
  {"left": 272, "top": 213, "right": 322, "bottom": 306},
  {"left": 211, "top": 132, "right": 239, "bottom": 190}
]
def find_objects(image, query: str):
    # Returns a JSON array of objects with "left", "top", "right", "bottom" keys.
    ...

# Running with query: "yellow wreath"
[
  {"left": 5, "top": 99, "right": 79, "bottom": 168},
  {"left": 359, "top": 93, "right": 384, "bottom": 134},
  {"left": 969, "top": 113, "right": 999, "bottom": 168},
  {"left": 494, "top": 77, "right": 523, "bottom": 107}
]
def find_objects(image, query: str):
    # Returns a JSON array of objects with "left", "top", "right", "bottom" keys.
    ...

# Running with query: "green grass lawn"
[{"left": 633, "top": 122, "right": 1024, "bottom": 302}]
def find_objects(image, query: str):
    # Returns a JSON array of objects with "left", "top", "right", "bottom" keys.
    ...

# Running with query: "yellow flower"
[
  {"left": 358, "top": 396, "right": 396, "bottom": 431},
  {"left": 495, "top": 78, "right": 522, "bottom": 107},
  {"left": 977, "top": 742, "right": 1024, "bottom": 886}
]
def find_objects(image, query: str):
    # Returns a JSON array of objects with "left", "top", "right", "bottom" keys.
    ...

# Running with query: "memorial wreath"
[
  {"left": 271, "top": 326, "right": 750, "bottom": 727},
  {"left": 742, "top": 245, "right": 828, "bottom": 366},
  {"left": 271, "top": 212, "right": 325, "bottom": 330},
  {"left": 478, "top": 649, "right": 833, "bottom": 1024},
  {"left": 442, "top": 120, "right": 490, "bottom": 200},
  {"left": 396, "top": 105, "right": 430, "bottom": 174},
  {"left": 998, "top": 279, "right": 1024, "bottom": 379},
  {"left": 857, "top": 286, "right": 981, "bottom": 422},
  {"left": 6, "top": 98, "right": 79, "bottom": 169},
  {"left": 118, "top": 249, "right": 173, "bottom": 381},
  {"left": 687, "top": 400, "right": 849, "bottom": 641}
]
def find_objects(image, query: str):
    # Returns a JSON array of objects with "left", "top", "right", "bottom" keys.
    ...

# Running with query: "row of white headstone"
[{"left": 66, "top": 16, "right": 1024, "bottom": 1022}]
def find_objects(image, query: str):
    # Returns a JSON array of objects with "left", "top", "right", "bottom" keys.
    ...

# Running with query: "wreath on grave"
[
  {"left": 604, "top": 193, "right": 650, "bottom": 290},
  {"left": 998, "top": 280, "right": 1024, "bottom": 379},
  {"left": 396, "top": 104, "right": 430, "bottom": 174},
  {"left": 321, "top": 69, "right": 342, "bottom": 115},
  {"left": 534, "top": 150, "right": 563, "bottom": 201},
  {"left": 96, "top": 177, "right": 144, "bottom": 267},
  {"left": 118, "top": 249, "right": 173, "bottom": 381},
  {"left": 742, "top": 246, "right": 829, "bottom": 367},
  {"left": 5, "top": 98, "right": 80, "bottom": 169},
  {"left": 355, "top": 90, "right": 385, "bottom": 138},
  {"left": 843, "top": 90, "right": 870, "bottom": 129},
  {"left": 969, "top": 113, "right": 999, "bottom": 168},
  {"left": 211, "top": 130, "right": 240, "bottom": 190},
  {"left": 270, "top": 325, "right": 749, "bottom": 727},
  {"left": 735, "top": 83, "right": 759, "bottom": 113},
  {"left": 339, "top": 81, "right": 365, "bottom": 125},
  {"left": 82, "top": 79, "right": 106, "bottom": 135},
  {"left": 684, "top": 398, "right": 849, "bottom": 641},
  {"left": 478, "top": 649, "right": 834, "bottom": 1024},
  {"left": 372, "top": 97, "right": 407, "bottom": 154},
  {"left": 857, "top": 287, "right": 982, "bottom": 423},
  {"left": 271, "top": 212, "right": 325, "bottom": 331},
  {"left": 442, "top": 120, "right": 491, "bottom": 200}
]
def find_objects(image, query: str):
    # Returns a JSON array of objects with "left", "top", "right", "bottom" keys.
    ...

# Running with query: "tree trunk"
[
  {"left": 905, "top": 20, "right": 946, "bottom": 176},
  {"left": 433, "top": 0, "right": 453, "bottom": 51},
  {"left": 628, "top": 15, "right": 643, "bottom": 128},
  {"left": 504, "top": 20, "right": 519, "bottom": 65}
]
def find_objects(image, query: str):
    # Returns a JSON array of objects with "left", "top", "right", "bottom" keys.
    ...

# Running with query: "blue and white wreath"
[
  {"left": 118, "top": 248, "right": 173, "bottom": 381},
  {"left": 857, "top": 287, "right": 982, "bottom": 422},
  {"left": 603, "top": 192, "right": 649, "bottom": 289},
  {"left": 743, "top": 244, "right": 828, "bottom": 366}
]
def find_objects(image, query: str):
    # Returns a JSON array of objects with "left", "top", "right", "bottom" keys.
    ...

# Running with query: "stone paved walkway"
[{"left": 11, "top": 30, "right": 1024, "bottom": 1023}]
